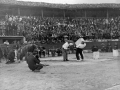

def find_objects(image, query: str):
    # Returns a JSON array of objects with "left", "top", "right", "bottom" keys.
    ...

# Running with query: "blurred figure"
[
  {"left": 42, "top": 47, "right": 46, "bottom": 57},
  {"left": 27, "top": 44, "right": 37, "bottom": 53},
  {"left": 0, "top": 47, "right": 3, "bottom": 63},
  {"left": 26, "top": 52, "right": 43, "bottom": 71},
  {"left": 56, "top": 48, "right": 62, "bottom": 56},
  {"left": 92, "top": 45, "right": 99, "bottom": 60},
  {"left": 75, "top": 37, "right": 86, "bottom": 61},
  {"left": 106, "top": 42, "right": 112, "bottom": 52},
  {"left": 6, "top": 49, "right": 15, "bottom": 64},
  {"left": 62, "top": 38, "right": 73, "bottom": 61},
  {"left": 51, "top": 49, "right": 56, "bottom": 57},
  {"left": 3, "top": 41, "right": 9, "bottom": 61},
  {"left": 47, "top": 49, "right": 50, "bottom": 57},
  {"left": 101, "top": 43, "right": 106, "bottom": 52},
  {"left": 113, "top": 42, "right": 119, "bottom": 57},
  {"left": 17, "top": 43, "right": 37, "bottom": 61},
  {"left": 39, "top": 46, "right": 46, "bottom": 58},
  {"left": 33, "top": 48, "right": 40, "bottom": 61},
  {"left": 13, "top": 41, "right": 20, "bottom": 61},
  {"left": 114, "top": 42, "right": 118, "bottom": 50},
  {"left": 4, "top": 40, "right": 9, "bottom": 45}
]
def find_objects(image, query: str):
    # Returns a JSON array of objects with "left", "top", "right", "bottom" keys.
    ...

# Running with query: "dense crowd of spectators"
[{"left": 0, "top": 15, "right": 120, "bottom": 43}]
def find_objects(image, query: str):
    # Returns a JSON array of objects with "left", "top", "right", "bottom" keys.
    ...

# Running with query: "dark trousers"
[
  {"left": 35, "top": 64, "right": 43, "bottom": 70},
  {"left": 39, "top": 51, "right": 42, "bottom": 58},
  {"left": 62, "top": 48, "right": 68, "bottom": 61},
  {"left": 42, "top": 51, "right": 45, "bottom": 57},
  {"left": 76, "top": 48, "right": 84, "bottom": 60},
  {"left": 39, "top": 51, "right": 45, "bottom": 58},
  {"left": 30, "top": 64, "right": 43, "bottom": 71}
]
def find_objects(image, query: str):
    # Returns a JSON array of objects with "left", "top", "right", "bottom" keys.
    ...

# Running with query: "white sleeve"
[{"left": 76, "top": 44, "right": 81, "bottom": 48}]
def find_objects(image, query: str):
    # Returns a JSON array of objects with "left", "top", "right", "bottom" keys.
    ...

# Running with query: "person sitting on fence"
[
  {"left": 92, "top": 45, "right": 99, "bottom": 60},
  {"left": 4, "top": 40, "right": 9, "bottom": 46},
  {"left": 113, "top": 42, "right": 119, "bottom": 57}
]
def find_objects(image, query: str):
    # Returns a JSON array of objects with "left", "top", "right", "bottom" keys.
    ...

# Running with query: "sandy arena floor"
[{"left": 0, "top": 53, "right": 120, "bottom": 90}]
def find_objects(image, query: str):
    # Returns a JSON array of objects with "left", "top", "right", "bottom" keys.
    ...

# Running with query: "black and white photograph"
[{"left": 0, "top": 0, "right": 120, "bottom": 90}]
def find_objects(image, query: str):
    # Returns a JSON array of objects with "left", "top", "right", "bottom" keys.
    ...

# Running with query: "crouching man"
[{"left": 26, "top": 52, "right": 43, "bottom": 71}]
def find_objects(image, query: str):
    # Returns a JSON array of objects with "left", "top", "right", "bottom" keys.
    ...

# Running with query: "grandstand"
[
  {"left": 0, "top": 0, "right": 120, "bottom": 49},
  {"left": 1, "top": 0, "right": 120, "bottom": 17}
]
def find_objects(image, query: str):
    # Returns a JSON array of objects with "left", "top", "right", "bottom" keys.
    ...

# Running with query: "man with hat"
[{"left": 62, "top": 36, "right": 73, "bottom": 61}]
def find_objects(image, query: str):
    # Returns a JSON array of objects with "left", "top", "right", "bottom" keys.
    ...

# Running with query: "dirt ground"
[{"left": 0, "top": 53, "right": 120, "bottom": 90}]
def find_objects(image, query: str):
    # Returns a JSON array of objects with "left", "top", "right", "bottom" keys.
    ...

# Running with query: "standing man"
[
  {"left": 0, "top": 47, "right": 3, "bottom": 63},
  {"left": 62, "top": 37, "right": 73, "bottom": 61},
  {"left": 13, "top": 41, "right": 19, "bottom": 61},
  {"left": 75, "top": 37, "right": 86, "bottom": 61},
  {"left": 3, "top": 40, "right": 9, "bottom": 61}
]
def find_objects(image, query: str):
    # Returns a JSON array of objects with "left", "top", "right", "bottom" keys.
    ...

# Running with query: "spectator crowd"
[{"left": 0, "top": 15, "right": 120, "bottom": 43}]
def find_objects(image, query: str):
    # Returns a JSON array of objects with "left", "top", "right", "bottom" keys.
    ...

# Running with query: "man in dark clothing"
[
  {"left": 107, "top": 42, "right": 112, "bottom": 52},
  {"left": 17, "top": 44, "right": 37, "bottom": 61},
  {"left": 92, "top": 45, "right": 99, "bottom": 59},
  {"left": 42, "top": 47, "right": 46, "bottom": 57},
  {"left": 92, "top": 45, "right": 99, "bottom": 52},
  {"left": 33, "top": 48, "right": 40, "bottom": 61},
  {"left": 26, "top": 52, "right": 43, "bottom": 71},
  {"left": 6, "top": 49, "right": 15, "bottom": 64},
  {"left": 51, "top": 49, "right": 56, "bottom": 57},
  {"left": 113, "top": 42, "right": 119, "bottom": 57},
  {"left": 0, "top": 47, "right": 3, "bottom": 63},
  {"left": 101, "top": 43, "right": 106, "bottom": 52},
  {"left": 113, "top": 42, "right": 118, "bottom": 50},
  {"left": 56, "top": 48, "right": 62, "bottom": 56},
  {"left": 27, "top": 44, "right": 37, "bottom": 53},
  {"left": 38, "top": 46, "right": 46, "bottom": 58},
  {"left": 38, "top": 46, "right": 42, "bottom": 58}
]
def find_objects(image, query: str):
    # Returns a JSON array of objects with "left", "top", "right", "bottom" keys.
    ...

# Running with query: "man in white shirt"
[
  {"left": 4, "top": 40, "right": 9, "bottom": 45},
  {"left": 75, "top": 37, "right": 86, "bottom": 61},
  {"left": 62, "top": 38, "right": 71, "bottom": 61}
]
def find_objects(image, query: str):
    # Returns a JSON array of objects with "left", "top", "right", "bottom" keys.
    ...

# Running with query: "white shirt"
[
  {"left": 62, "top": 42, "right": 69, "bottom": 49},
  {"left": 75, "top": 38, "right": 84, "bottom": 45},
  {"left": 4, "top": 41, "right": 9, "bottom": 45},
  {"left": 75, "top": 38, "right": 86, "bottom": 48},
  {"left": 76, "top": 43, "right": 86, "bottom": 48}
]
